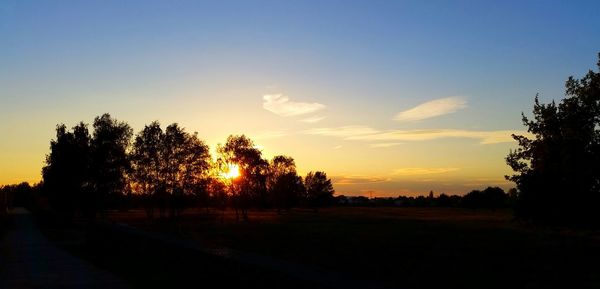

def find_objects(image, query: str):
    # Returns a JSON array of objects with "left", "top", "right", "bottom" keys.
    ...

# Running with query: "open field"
[{"left": 103, "top": 207, "right": 600, "bottom": 289}]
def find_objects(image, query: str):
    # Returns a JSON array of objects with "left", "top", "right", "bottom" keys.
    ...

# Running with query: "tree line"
[
  {"left": 39, "top": 115, "right": 335, "bottom": 221},
  {"left": 336, "top": 186, "right": 511, "bottom": 209},
  {"left": 0, "top": 182, "right": 39, "bottom": 214}
]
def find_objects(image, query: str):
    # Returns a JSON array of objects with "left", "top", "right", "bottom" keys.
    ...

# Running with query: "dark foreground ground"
[
  {"left": 6, "top": 207, "right": 600, "bottom": 289},
  {"left": 0, "top": 208, "right": 128, "bottom": 289}
]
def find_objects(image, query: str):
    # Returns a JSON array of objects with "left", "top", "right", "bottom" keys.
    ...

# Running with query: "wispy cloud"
[
  {"left": 332, "top": 175, "right": 391, "bottom": 185},
  {"left": 333, "top": 145, "right": 343, "bottom": 150},
  {"left": 263, "top": 94, "right": 325, "bottom": 116},
  {"left": 348, "top": 129, "right": 524, "bottom": 144},
  {"left": 369, "top": 142, "right": 404, "bottom": 148},
  {"left": 305, "top": 125, "right": 526, "bottom": 144},
  {"left": 394, "top": 97, "right": 467, "bottom": 122},
  {"left": 392, "top": 167, "right": 460, "bottom": 176},
  {"left": 300, "top": 115, "right": 326, "bottom": 123},
  {"left": 303, "top": 125, "right": 380, "bottom": 137}
]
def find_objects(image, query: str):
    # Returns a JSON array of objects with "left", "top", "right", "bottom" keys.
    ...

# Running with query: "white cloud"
[
  {"left": 347, "top": 129, "right": 525, "bottom": 144},
  {"left": 304, "top": 125, "right": 526, "bottom": 144},
  {"left": 300, "top": 115, "right": 326, "bottom": 123},
  {"left": 263, "top": 94, "right": 325, "bottom": 116},
  {"left": 333, "top": 145, "right": 343, "bottom": 149},
  {"left": 394, "top": 97, "right": 467, "bottom": 122},
  {"left": 392, "top": 167, "right": 460, "bottom": 176}
]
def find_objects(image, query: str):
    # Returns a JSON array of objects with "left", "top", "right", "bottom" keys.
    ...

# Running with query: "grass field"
[{"left": 105, "top": 207, "right": 600, "bottom": 289}]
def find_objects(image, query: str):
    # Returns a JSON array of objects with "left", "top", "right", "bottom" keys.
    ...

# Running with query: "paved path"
[{"left": 0, "top": 208, "right": 129, "bottom": 289}]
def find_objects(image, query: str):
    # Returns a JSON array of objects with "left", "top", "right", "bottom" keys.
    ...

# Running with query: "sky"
[{"left": 1, "top": 0, "right": 599, "bottom": 196}]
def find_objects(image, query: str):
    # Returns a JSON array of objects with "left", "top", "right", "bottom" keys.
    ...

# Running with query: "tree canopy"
[
  {"left": 506, "top": 54, "right": 600, "bottom": 225},
  {"left": 267, "top": 155, "right": 304, "bottom": 212},
  {"left": 304, "top": 171, "right": 335, "bottom": 210},
  {"left": 41, "top": 116, "right": 336, "bottom": 220}
]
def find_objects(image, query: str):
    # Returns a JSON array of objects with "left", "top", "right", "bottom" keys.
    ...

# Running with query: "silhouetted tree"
[
  {"left": 206, "top": 177, "right": 227, "bottom": 214},
  {"left": 90, "top": 114, "right": 133, "bottom": 215},
  {"left": 130, "top": 122, "right": 211, "bottom": 219},
  {"left": 267, "top": 155, "right": 305, "bottom": 213},
  {"left": 42, "top": 122, "right": 91, "bottom": 219},
  {"left": 304, "top": 171, "right": 334, "bottom": 211},
  {"left": 164, "top": 124, "right": 211, "bottom": 217},
  {"left": 435, "top": 193, "right": 454, "bottom": 207},
  {"left": 217, "top": 135, "right": 268, "bottom": 220},
  {"left": 462, "top": 187, "right": 507, "bottom": 209},
  {"left": 506, "top": 54, "right": 600, "bottom": 225},
  {"left": 0, "top": 182, "right": 37, "bottom": 211},
  {"left": 130, "top": 121, "right": 164, "bottom": 218}
]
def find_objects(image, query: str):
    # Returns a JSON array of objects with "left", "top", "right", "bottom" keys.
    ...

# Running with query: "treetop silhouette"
[{"left": 506, "top": 53, "right": 600, "bottom": 225}]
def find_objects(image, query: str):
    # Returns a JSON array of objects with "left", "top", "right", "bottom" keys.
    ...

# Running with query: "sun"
[{"left": 220, "top": 163, "right": 240, "bottom": 180}]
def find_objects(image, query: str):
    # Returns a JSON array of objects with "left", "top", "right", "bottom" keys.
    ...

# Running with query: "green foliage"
[{"left": 506, "top": 54, "right": 600, "bottom": 225}]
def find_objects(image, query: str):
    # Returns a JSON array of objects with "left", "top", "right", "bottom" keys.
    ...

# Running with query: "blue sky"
[{"left": 1, "top": 0, "right": 599, "bottom": 195}]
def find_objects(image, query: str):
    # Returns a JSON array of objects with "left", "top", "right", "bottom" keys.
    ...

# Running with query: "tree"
[
  {"left": 304, "top": 171, "right": 334, "bottom": 211},
  {"left": 267, "top": 155, "right": 305, "bottom": 213},
  {"left": 130, "top": 122, "right": 211, "bottom": 219},
  {"left": 462, "top": 187, "right": 507, "bottom": 209},
  {"left": 90, "top": 114, "right": 133, "bottom": 215},
  {"left": 216, "top": 135, "right": 268, "bottom": 220},
  {"left": 130, "top": 121, "right": 164, "bottom": 218},
  {"left": 0, "top": 182, "right": 36, "bottom": 211},
  {"left": 42, "top": 122, "right": 91, "bottom": 219},
  {"left": 164, "top": 124, "right": 211, "bottom": 217},
  {"left": 506, "top": 54, "right": 600, "bottom": 225}
]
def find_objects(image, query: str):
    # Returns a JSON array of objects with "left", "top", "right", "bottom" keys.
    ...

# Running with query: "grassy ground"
[
  {"left": 37, "top": 209, "right": 321, "bottom": 289},
  {"left": 106, "top": 207, "right": 600, "bottom": 289}
]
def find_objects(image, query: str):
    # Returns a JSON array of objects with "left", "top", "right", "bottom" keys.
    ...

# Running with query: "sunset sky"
[{"left": 1, "top": 1, "right": 599, "bottom": 196}]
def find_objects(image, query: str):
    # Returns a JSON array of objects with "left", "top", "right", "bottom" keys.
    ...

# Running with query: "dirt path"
[{"left": 0, "top": 208, "right": 129, "bottom": 289}]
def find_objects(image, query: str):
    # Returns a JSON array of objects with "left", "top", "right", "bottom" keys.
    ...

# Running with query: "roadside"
[{"left": 0, "top": 208, "right": 129, "bottom": 289}]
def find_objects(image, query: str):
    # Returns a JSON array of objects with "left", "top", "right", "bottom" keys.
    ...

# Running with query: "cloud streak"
[
  {"left": 332, "top": 175, "right": 391, "bottom": 185},
  {"left": 369, "top": 142, "right": 404, "bottom": 148},
  {"left": 305, "top": 126, "right": 526, "bottom": 144},
  {"left": 263, "top": 94, "right": 325, "bottom": 116},
  {"left": 300, "top": 115, "right": 326, "bottom": 123},
  {"left": 348, "top": 129, "right": 523, "bottom": 144},
  {"left": 392, "top": 167, "right": 460, "bottom": 176},
  {"left": 394, "top": 97, "right": 467, "bottom": 122}
]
